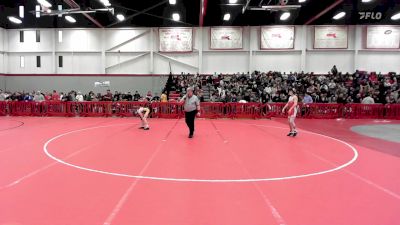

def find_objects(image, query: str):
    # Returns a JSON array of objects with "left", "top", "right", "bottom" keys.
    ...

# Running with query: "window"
[
  {"left": 20, "top": 30, "right": 24, "bottom": 42},
  {"left": 36, "top": 56, "right": 41, "bottom": 68},
  {"left": 58, "top": 56, "right": 63, "bottom": 68},
  {"left": 20, "top": 56, "right": 25, "bottom": 68},
  {"left": 58, "top": 30, "right": 63, "bottom": 43},
  {"left": 36, "top": 30, "right": 40, "bottom": 42}
]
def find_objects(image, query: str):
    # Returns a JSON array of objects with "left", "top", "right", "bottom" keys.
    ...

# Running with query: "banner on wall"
[
  {"left": 159, "top": 28, "right": 193, "bottom": 52},
  {"left": 95, "top": 81, "right": 110, "bottom": 87},
  {"left": 314, "top": 26, "right": 348, "bottom": 49},
  {"left": 366, "top": 26, "right": 400, "bottom": 49},
  {"left": 210, "top": 27, "right": 243, "bottom": 49},
  {"left": 260, "top": 26, "right": 295, "bottom": 49}
]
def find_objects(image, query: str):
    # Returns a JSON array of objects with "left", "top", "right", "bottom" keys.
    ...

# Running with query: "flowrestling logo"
[{"left": 359, "top": 12, "right": 383, "bottom": 20}]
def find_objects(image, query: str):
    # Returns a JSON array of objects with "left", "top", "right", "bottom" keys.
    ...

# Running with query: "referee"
[{"left": 180, "top": 87, "right": 200, "bottom": 138}]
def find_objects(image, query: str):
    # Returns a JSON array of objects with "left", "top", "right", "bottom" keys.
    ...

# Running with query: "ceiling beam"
[
  {"left": 107, "top": 0, "right": 168, "bottom": 28},
  {"left": 199, "top": 0, "right": 208, "bottom": 26},
  {"left": 242, "top": 0, "right": 252, "bottom": 14},
  {"left": 63, "top": 0, "right": 104, "bottom": 28},
  {"left": 113, "top": 4, "right": 193, "bottom": 26},
  {"left": 304, "top": 0, "right": 344, "bottom": 25}
]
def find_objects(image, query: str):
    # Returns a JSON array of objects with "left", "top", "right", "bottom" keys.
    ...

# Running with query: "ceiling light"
[
  {"left": 280, "top": 12, "right": 290, "bottom": 20},
  {"left": 19, "top": 6, "right": 24, "bottom": 18},
  {"left": 229, "top": 0, "right": 238, "bottom": 3},
  {"left": 116, "top": 14, "right": 125, "bottom": 21},
  {"left": 223, "top": 13, "right": 231, "bottom": 21},
  {"left": 333, "top": 11, "right": 346, "bottom": 20},
  {"left": 361, "top": 0, "right": 373, "bottom": 2},
  {"left": 37, "top": 0, "right": 52, "bottom": 8},
  {"left": 391, "top": 12, "right": 400, "bottom": 20},
  {"left": 8, "top": 16, "right": 22, "bottom": 24},
  {"left": 299, "top": 0, "right": 306, "bottom": 2},
  {"left": 99, "top": 0, "right": 111, "bottom": 7},
  {"left": 172, "top": 13, "right": 180, "bottom": 21},
  {"left": 169, "top": 0, "right": 177, "bottom": 5},
  {"left": 65, "top": 15, "right": 76, "bottom": 23},
  {"left": 58, "top": 5, "right": 62, "bottom": 17},
  {"left": 35, "top": 5, "right": 41, "bottom": 18}
]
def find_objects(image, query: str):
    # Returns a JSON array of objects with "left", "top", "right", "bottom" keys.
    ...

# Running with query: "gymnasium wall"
[
  {"left": 0, "top": 28, "right": 6, "bottom": 74},
  {"left": 0, "top": 75, "right": 4, "bottom": 91},
  {"left": 0, "top": 28, "right": 6, "bottom": 90},
  {"left": 4, "top": 75, "right": 167, "bottom": 95},
  {"left": 0, "top": 26, "right": 399, "bottom": 93}
]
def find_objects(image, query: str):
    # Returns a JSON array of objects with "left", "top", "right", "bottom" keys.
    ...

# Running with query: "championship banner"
[
  {"left": 366, "top": 26, "right": 400, "bottom": 49},
  {"left": 314, "top": 26, "right": 348, "bottom": 49},
  {"left": 210, "top": 27, "right": 243, "bottom": 49},
  {"left": 261, "top": 26, "right": 295, "bottom": 49},
  {"left": 159, "top": 28, "right": 193, "bottom": 52}
]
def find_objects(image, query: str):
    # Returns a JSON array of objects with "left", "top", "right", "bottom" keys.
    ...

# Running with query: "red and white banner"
[
  {"left": 366, "top": 26, "right": 400, "bottom": 49},
  {"left": 159, "top": 28, "right": 193, "bottom": 52},
  {"left": 261, "top": 26, "right": 295, "bottom": 49},
  {"left": 210, "top": 27, "right": 243, "bottom": 49},
  {"left": 314, "top": 26, "right": 348, "bottom": 49}
]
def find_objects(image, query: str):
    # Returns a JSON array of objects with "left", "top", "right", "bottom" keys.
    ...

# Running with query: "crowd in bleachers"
[
  {"left": 1, "top": 67, "right": 399, "bottom": 104},
  {"left": 0, "top": 89, "right": 168, "bottom": 103},
  {"left": 168, "top": 67, "right": 399, "bottom": 104}
]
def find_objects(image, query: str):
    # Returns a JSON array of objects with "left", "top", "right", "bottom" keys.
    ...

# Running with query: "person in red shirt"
[
  {"left": 369, "top": 72, "right": 378, "bottom": 84},
  {"left": 103, "top": 90, "right": 113, "bottom": 101},
  {"left": 51, "top": 90, "right": 60, "bottom": 101},
  {"left": 44, "top": 92, "right": 52, "bottom": 101}
]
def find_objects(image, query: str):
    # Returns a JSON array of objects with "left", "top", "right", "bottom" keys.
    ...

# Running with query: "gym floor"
[{"left": 0, "top": 117, "right": 399, "bottom": 225}]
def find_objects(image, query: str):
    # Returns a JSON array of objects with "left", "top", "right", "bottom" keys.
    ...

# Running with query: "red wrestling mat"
[{"left": 0, "top": 117, "right": 399, "bottom": 225}]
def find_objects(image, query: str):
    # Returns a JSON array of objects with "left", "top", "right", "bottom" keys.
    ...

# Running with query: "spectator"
[
  {"left": 151, "top": 93, "right": 160, "bottom": 102},
  {"left": 103, "top": 90, "right": 113, "bottom": 101},
  {"left": 123, "top": 92, "right": 133, "bottom": 101},
  {"left": 33, "top": 91, "right": 45, "bottom": 102},
  {"left": 146, "top": 91, "right": 153, "bottom": 99},
  {"left": 76, "top": 92, "right": 84, "bottom": 102},
  {"left": 24, "top": 92, "right": 33, "bottom": 101},
  {"left": 113, "top": 91, "right": 121, "bottom": 101},
  {"left": 331, "top": 65, "right": 338, "bottom": 76},
  {"left": 67, "top": 91, "right": 76, "bottom": 101},
  {"left": 96, "top": 93, "right": 102, "bottom": 101},
  {"left": 51, "top": 90, "right": 60, "bottom": 101},
  {"left": 160, "top": 91, "right": 168, "bottom": 102},
  {"left": 210, "top": 93, "right": 219, "bottom": 102},
  {"left": 133, "top": 91, "right": 141, "bottom": 101},
  {"left": 231, "top": 93, "right": 238, "bottom": 102},
  {"left": 86, "top": 91, "right": 96, "bottom": 101},
  {"left": 0, "top": 90, "right": 6, "bottom": 101},
  {"left": 361, "top": 94, "right": 375, "bottom": 104},
  {"left": 303, "top": 93, "right": 313, "bottom": 104}
]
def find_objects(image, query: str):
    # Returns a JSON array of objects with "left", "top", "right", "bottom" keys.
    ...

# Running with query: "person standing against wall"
[{"left": 180, "top": 87, "right": 200, "bottom": 138}]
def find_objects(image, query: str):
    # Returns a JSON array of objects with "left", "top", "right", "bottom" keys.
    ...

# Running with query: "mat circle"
[{"left": 44, "top": 123, "right": 358, "bottom": 183}]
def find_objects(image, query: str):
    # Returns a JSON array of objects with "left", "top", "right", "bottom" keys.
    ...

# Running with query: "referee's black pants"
[{"left": 185, "top": 110, "right": 197, "bottom": 136}]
